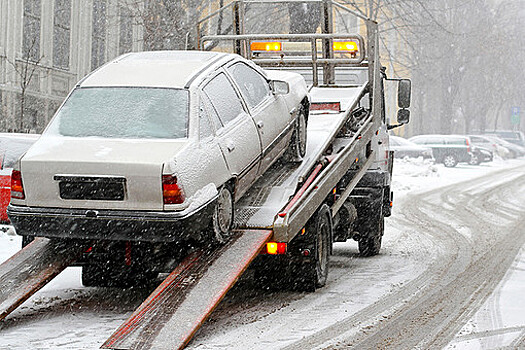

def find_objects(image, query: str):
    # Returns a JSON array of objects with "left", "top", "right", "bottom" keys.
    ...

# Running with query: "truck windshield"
[{"left": 46, "top": 87, "right": 189, "bottom": 139}]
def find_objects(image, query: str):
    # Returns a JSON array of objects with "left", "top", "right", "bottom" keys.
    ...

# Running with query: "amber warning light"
[
  {"left": 333, "top": 41, "right": 358, "bottom": 53},
  {"left": 250, "top": 42, "right": 282, "bottom": 52},
  {"left": 265, "top": 242, "right": 287, "bottom": 255}
]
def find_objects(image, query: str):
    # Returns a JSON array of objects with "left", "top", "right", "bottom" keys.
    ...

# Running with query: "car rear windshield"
[{"left": 46, "top": 87, "right": 189, "bottom": 139}]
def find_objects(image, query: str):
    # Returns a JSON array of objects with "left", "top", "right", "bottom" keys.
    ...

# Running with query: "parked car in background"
[
  {"left": 389, "top": 135, "right": 432, "bottom": 159},
  {"left": 469, "top": 135, "right": 511, "bottom": 159},
  {"left": 7, "top": 51, "right": 309, "bottom": 246},
  {"left": 481, "top": 135, "right": 525, "bottom": 158},
  {"left": 0, "top": 133, "right": 40, "bottom": 223},
  {"left": 480, "top": 130, "right": 525, "bottom": 147},
  {"left": 409, "top": 134, "right": 492, "bottom": 167}
]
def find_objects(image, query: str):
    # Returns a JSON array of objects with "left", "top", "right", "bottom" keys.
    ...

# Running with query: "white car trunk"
[{"left": 21, "top": 137, "right": 187, "bottom": 211}]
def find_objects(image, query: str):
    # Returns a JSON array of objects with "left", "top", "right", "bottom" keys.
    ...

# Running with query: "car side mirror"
[
  {"left": 398, "top": 79, "right": 411, "bottom": 108},
  {"left": 397, "top": 108, "right": 410, "bottom": 124},
  {"left": 270, "top": 80, "right": 289, "bottom": 95}
]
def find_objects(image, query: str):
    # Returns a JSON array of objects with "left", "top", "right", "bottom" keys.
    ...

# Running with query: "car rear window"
[{"left": 46, "top": 87, "right": 189, "bottom": 139}]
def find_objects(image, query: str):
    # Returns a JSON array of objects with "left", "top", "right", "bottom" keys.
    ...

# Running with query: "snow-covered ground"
[{"left": 1, "top": 157, "right": 524, "bottom": 349}]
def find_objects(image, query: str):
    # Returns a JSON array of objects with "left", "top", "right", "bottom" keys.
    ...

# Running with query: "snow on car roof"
[{"left": 80, "top": 51, "right": 229, "bottom": 89}]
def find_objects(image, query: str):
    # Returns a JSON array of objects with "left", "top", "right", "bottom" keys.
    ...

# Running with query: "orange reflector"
[
  {"left": 332, "top": 188, "right": 337, "bottom": 194},
  {"left": 301, "top": 228, "right": 306, "bottom": 235},
  {"left": 310, "top": 102, "right": 341, "bottom": 112},
  {"left": 333, "top": 41, "right": 358, "bottom": 52},
  {"left": 266, "top": 242, "right": 287, "bottom": 255},
  {"left": 390, "top": 201, "right": 393, "bottom": 207},
  {"left": 251, "top": 42, "right": 282, "bottom": 52}
]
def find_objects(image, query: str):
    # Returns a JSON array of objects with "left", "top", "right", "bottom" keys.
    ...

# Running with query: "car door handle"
[
  {"left": 226, "top": 141, "right": 235, "bottom": 152},
  {"left": 256, "top": 120, "right": 264, "bottom": 129}
]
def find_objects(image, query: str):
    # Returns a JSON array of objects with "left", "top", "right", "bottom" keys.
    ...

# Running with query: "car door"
[
  {"left": 226, "top": 62, "right": 291, "bottom": 175},
  {"left": 201, "top": 72, "right": 262, "bottom": 201}
]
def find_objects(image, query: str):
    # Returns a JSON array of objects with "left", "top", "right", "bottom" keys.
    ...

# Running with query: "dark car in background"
[
  {"left": 0, "top": 133, "right": 40, "bottom": 223},
  {"left": 409, "top": 134, "right": 492, "bottom": 167},
  {"left": 389, "top": 135, "right": 432, "bottom": 159}
]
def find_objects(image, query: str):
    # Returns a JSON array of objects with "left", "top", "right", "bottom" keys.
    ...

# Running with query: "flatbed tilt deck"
[{"left": 0, "top": 1, "right": 411, "bottom": 349}]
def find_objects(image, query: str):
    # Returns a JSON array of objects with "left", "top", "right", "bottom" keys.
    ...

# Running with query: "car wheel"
[
  {"left": 469, "top": 154, "right": 481, "bottom": 165},
  {"left": 443, "top": 155, "right": 458, "bottom": 167},
  {"left": 284, "top": 108, "right": 307, "bottom": 162},
  {"left": 211, "top": 187, "right": 234, "bottom": 244}
]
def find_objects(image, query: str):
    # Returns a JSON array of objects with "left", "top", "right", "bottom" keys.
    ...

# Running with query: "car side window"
[
  {"left": 199, "top": 99, "right": 214, "bottom": 140},
  {"left": 227, "top": 62, "right": 270, "bottom": 109},
  {"left": 203, "top": 73, "right": 245, "bottom": 126}
]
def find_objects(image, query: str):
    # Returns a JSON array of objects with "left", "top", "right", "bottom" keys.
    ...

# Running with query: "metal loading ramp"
[
  {"left": 0, "top": 237, "right": 89, "bottom": 321},
  {"left": 102, "top": 229, "right": 272, "bottom": 350}
]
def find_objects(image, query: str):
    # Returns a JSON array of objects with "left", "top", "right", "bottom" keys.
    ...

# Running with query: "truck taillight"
[
  {"left": 162, "top": 175, "right": 185, "bottom": 204},
  {"left": 265, "top": 242, "right": 287, "bottom": 255},
  {"left": 11, "top": 170, "right": 25, "bottom": 199}
]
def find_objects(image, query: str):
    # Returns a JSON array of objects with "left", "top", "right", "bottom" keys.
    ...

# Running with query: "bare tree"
[{"left": 7, "top": 36, "right": 44, "bottom": 132}]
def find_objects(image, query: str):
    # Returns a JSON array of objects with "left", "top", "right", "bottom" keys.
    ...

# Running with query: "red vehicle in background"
[{"left": 0, "top": 133, "right": 39, "bottom": 223}]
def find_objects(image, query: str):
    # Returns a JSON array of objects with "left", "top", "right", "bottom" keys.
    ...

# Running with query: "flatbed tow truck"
[{"left": 0, "top": 1, "right": 411, "bottom": 349}]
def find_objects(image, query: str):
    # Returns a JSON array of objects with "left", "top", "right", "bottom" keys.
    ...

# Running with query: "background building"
[{"left": 0, "top": 0, "right": 143, "bottom": 133}]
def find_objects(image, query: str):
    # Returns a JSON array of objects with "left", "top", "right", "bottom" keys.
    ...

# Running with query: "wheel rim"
[
  {"left": 444, "top": 156, "right": 455, "bottom": 167},
  {"left": 216, "top": 188, "right": 233, "bottom": 234}
]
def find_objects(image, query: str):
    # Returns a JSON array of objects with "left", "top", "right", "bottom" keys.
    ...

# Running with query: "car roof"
[{"left": 79, "top": 51, "right": 233, "bottom": 89}]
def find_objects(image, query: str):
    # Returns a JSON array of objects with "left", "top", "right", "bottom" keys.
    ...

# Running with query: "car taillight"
[
  {"left": 465, "top": 139, "right": 471, "bottom": 152},
  {"left": 11, "top": 170, "right": 25, "bottom": 199},
  {"left": 162, "top": 175, "right": 184, "bottom": 204}
]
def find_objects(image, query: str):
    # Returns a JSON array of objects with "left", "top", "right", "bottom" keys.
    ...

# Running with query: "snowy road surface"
[{"left": 0, "top": 158, "right": 524, "bottom": 349}]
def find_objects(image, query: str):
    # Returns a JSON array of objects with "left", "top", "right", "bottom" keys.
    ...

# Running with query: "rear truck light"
[
  {"left": 11, "top": 170, "right": 25, "bottom": 199},
  {"left": 265, "top": 242, "right": 287, "bottom": 255},
  {"left": 310, "top": 102, "right": 341, "bottom": 112},
  {"left": 162, "top": 174, "right": 185, "bottom": 204},
  {"left": 250, "top": 41, "right": 282, "bottom": 52}
]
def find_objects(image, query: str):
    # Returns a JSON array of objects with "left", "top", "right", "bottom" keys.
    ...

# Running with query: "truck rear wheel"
[
  {"left": 358, "top": 216, "right": 384, "bottom": 257},
  {"left": 292, "top": 204, "right": 331, "bottom": 292}
]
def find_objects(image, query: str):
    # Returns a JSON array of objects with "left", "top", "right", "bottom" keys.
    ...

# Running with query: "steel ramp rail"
[
  {"left": 0, "top": 237, "right": 89, "bottom": 321},
  {"left": 102, "top": 229, "right": 272, "bottom": 350}
]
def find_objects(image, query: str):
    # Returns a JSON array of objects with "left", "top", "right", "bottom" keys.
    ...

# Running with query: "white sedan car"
[{"left": 8, "top": 51, "right": 309, "bottom": 244}]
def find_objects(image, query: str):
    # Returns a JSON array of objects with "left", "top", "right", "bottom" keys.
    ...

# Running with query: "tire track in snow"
[{"left": 283, "top": 164, "right": 525, "bottom": 350}]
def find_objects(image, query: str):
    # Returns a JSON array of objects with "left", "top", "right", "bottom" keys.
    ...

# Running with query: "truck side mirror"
[
  {"left": 397, "top": 108, "right": 410, "bottom": 124},
  {"left": 398, "top": 79, "right": 411, "bottom": 108}
]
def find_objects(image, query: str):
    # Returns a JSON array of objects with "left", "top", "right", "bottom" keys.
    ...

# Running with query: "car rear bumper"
[{"left": 7, "top": 197, "right": 217, "bottom": 242}]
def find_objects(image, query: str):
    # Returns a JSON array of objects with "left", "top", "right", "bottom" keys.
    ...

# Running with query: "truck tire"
[
  {"left": 284, "top": 108, "right": 307, "bottom": 162},
  {"left": 292, "top": 204, "right": 331, "bottom": 292},
  {"left": 210, "top": 186, "right": 234, "bottom": 245},
  {"left": 358, "top": 215, "right": 384, "bottom": 257}
]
